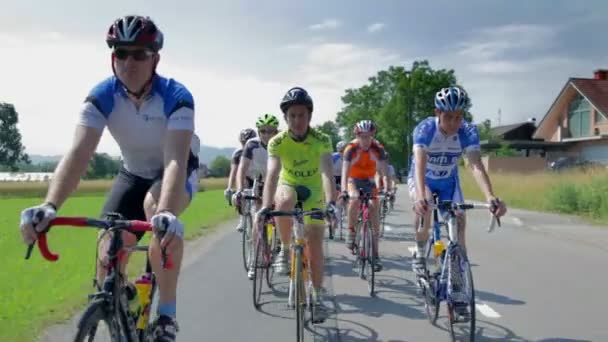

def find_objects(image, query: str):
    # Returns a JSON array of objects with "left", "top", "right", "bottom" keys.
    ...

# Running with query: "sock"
[
  {"left": 159, "top": 301, "right": 176, "bottom": 319},
  {"left": 416, "top": 241, "right": 426, "bottom": 257}
]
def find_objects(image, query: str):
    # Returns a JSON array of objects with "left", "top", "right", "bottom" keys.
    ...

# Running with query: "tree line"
[{"left": 3, "top": 59, "right": 512, "bottom": 179}]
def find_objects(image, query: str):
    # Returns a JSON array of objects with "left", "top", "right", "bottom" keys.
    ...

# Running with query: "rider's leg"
[
  {"left": 144, "top": 169, "right": 196, "bottom": 319},
  {"left": 97, "top": 169, "right": 151, "bottom": 286},
  {"left": 408, "top": 178, "right": 432, "bottom": 272},
  {"left": 346, "top": 180, "right": 361, "bottom": 247},
  {"left": 273, "top": 185, "right": 296, "bottom": 274}
]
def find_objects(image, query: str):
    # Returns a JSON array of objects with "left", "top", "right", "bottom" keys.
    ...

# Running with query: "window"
[
  {"left": 568, "top": 94, "right": 591, "bottom": 138},
  {"left": 595, "top": 110, "right": 608, "bottom": 123}
]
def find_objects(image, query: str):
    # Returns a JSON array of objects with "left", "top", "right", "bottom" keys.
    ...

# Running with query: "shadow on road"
[{"left": 476, "top": 289, "right": 526, "bottom": 306}]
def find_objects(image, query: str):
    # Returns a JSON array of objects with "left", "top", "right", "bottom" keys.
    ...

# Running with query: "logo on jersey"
[{"left": 293, "top": 159, "right": 309, "bottom": 167}]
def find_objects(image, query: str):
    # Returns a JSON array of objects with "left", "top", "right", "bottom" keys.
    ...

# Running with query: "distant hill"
[
  {"left": 29, "top": 145, "right": 236, "bottom": 166},
  {"left": 198, "top": 145, "right": 235, "bottom": 165}
]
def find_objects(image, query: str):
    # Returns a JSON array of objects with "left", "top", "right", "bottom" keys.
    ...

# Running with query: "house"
[
  {"left": 478, "top": 69, "right": 608, "bottom": 173},
  {"left": 533, "top": 69, "right": 608, "bottom": 164}
]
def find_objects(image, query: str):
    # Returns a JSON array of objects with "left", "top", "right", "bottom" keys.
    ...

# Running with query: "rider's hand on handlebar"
[
  {"left": 488, "top": 197, "right": 507, "bottom": 217},
  {"left": 20, "top": 202, "right": 57, "bottom": 245},
  {"left": 338, "top": 191, "right": 349, "bottom": 202},
  {"left": 414, "top": 199, "right": 429, "bottom": 216}
]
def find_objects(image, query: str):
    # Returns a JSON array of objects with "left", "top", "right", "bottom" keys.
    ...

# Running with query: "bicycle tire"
[
  {"left": 294, "top": 247, "right": 305, "bottom": 342},
  {"left": 447, "top": 248, "right": 476, "bottom": 342},
  {"left": 252, "top": 231, "right": 265, "bottom": 310},
  {"left": 358, "top": 221, "right": 367, "bottom": 279},
  {"left": 365, "top": 224, "right": 375, "bottom": 297},
  {"left": 74, "top": 299, "right": 121, "bottom": 342},
  {"left": 241, "top": 213, "right": 253, "bottom": 272},
  {"left": 266, "top": 224, "right": 277, "bottom": 289}
]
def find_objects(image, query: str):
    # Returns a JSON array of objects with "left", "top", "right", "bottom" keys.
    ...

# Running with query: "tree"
[
  {"left": 314, "top": 121, "right": 342, "bottom": 150},
  {"left": 0, "top": 103, "right": 30, "bottom": 170},
  {"left": 85, "top": 153, "right": 121, "bottom": 179},
  {"left": 209, "top": 155, "right": 231, "bottom": 177},
  {"left": 336, "top": 60, "right": 472, "bottom": 170},
  {"left": 477, "top": 119, "right": 493, "bottom": 141}
]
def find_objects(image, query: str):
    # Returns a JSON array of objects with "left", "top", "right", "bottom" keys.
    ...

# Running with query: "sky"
[{"left": 0, "top": 0, "right": 606, "bottom": 155}]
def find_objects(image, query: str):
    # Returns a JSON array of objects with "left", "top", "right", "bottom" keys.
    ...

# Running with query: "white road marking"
[
  {"left": 512, "top": 217, "right": 524, "bottom": 226},
  {"left": 475, "top": 302, "right": 501, "bottom": 318},
  {"left": 407, "top": 246, "right": 417, "bottom": 256},
  {"left": 384, "top": 224, "right": 394, "bottom": 232}
]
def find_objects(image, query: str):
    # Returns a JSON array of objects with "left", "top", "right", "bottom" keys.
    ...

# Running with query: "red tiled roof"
[{"left": 570, "top": 78, "right": 608, "bottom": 115}]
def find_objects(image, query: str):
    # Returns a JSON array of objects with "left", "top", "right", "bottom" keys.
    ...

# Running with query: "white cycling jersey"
[
  {"left": 241, "top": 137, "right": 268, "bottom": 180},
  {"left": 79, "top": 75, "right": 200, "bottom": 179},
  {"left": 408, "top": 116, "right": 480, "bottom": 182}
]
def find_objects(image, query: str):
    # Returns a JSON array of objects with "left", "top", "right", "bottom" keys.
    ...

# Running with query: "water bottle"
[{"left": 134, "top": 273, "right": 153, "bottom": 329}]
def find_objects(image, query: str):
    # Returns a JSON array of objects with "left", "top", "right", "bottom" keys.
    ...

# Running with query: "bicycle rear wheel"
[
  {"left": 241, "top": 213, "right": 253, "bottom": 272},
  {"left": 447, "top": 248, "right": 476, "bottom": 341},
  {"left": 74, "top": 299, "right": 121, "bottom": 342}
]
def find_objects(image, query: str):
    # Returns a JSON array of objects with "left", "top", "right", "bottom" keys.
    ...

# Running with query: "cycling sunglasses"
[{"left": 113, "top": 49, "right": 155, "bottom": 61}]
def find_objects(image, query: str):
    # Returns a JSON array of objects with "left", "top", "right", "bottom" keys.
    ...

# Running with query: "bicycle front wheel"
[
  {"left": 365, "top": 224, "right": 375, "bottom": 296},
  {"left": 447, "top": 248, "right": 476, "bottom": 342},
  {"left": 294, "top": 247, "right": 305, "bottom": 342},
  {"left": 241, "top": 213, "right": 253, "bottom": 272},
  {"left": 252, "top": 232, "right": 265, "bottom": 310},
  {"left": 74, "top": 299, "right": 121, "bottom": 342}
]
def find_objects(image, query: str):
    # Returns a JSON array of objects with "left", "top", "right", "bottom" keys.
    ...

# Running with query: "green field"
[
  {"left": 458, "top": 166, "right": 608, "bottom": 224},
  {"left": 0, "top": 180, "right": 235, "bottom": 342}
]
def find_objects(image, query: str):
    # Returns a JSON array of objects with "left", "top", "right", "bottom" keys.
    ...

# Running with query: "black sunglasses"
[
  {"left": 113, "top": 49, "right": 155, "bottom": 61},
  {"left": 259, "top": 129, "right": 278, "bottom": 134}
]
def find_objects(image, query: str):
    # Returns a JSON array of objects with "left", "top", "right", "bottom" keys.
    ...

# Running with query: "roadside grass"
[{"left": 0, "top": 188, "right": 236, "bottom": 342}]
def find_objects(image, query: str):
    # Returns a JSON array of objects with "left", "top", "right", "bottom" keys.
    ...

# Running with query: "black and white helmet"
[
  {"left": 336, "top": 141, "right": 348, "bottom": 152},
  {"left": 434, "top": 86, "right": 469, "bottom": 112},
  {"left": 239, "top": 128, "right": 257, "bottom": 144},
  {"left": 354, "top": 120, "right": 376, "bottom": 134},
  {"left": 106, "top": 15, "right": 164, "bottom": 52}
]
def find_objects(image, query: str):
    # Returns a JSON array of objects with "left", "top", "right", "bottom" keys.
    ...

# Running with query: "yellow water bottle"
[
  {"left": 266, "top": 222, "right": 274, "bottom": 246},
  {"left": 433, "top": 240, "right": 446, "bottom": 258},
  {"left": 134, "top": 273, "right": 152, "bottom": 329}
]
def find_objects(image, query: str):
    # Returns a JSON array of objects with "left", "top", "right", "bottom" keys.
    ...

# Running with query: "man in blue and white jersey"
[
  {"left": 408, "top": 86, "right": 507, "bottom": 277},
  {"left": 19, "top": 15, "right": 196, "bottom": 341}
]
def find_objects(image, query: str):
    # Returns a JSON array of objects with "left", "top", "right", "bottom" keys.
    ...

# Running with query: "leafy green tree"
[
  {"left": 85, "top": 153, "right": 121, "bottom": 179},
  {"left": 314, "top": 121, "right": 342, "bottom": 150},
  {"left": 0, "top": 103, "right": 30, "bottom": 170},
  {"left": 336, "top": 60, "right": 472, "bottom": 170},
  {"left": 209, "top": 155, "right": 231, "bottom": 177}
]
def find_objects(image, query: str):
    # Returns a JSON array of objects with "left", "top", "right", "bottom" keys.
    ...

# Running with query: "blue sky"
[{"left": 1, "top": 0, "right": 606, "bottom": 155}]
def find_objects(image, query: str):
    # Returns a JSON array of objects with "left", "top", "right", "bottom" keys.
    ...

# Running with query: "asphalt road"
[{"left": 43, "top": 184, "right": 608, "bottom": 341}]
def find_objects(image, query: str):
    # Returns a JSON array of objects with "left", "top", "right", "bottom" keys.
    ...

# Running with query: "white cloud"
[
  {"left": 309, "top": 19, "right": 341, "bottom": 30},
  {"left": 367, "top": 23, "right": 386, "bottom": 33},
  {"left": 458, "top": 24, "right": 557, "bottom": 60},
  {"left": 0, "top": 31, "right": 288, "bottom": 155}
]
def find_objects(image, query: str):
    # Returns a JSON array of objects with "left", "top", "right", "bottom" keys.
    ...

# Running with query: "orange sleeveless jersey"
[{"left": 343, "top": 140, "right": 387, "bottom": 179}]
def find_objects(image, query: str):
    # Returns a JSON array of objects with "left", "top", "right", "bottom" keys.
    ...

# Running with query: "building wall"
[{"left": 481, "top": 156, "right": 547, "bottom": 173}]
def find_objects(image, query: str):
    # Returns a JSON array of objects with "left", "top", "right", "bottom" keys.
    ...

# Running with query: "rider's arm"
[
  {"left": 341, "top": 146, "right": 353, "bottom": 191},
  {"left": 262, "top": 156, "right": 281, "bottom": 208},
  {"left": 45, "top": 126, "right": 101, "bottom": 208},
  {"left": 413, "top": 146, "right": 428, "bottom": 200},
  {"left": 466, "top": 150, "right": 496, "bottom": 201},
  {"left": 236, "top": 157, "right": 251, "bottom": 191},
  {"left": 156, "top": 129, "right": 193, "bottom": 214},
  {"left": 320, "top": 153, "right": 336, "bottom": 204},
  {"left": 227, "top": 163, "right": 238, "bottom": 189}
]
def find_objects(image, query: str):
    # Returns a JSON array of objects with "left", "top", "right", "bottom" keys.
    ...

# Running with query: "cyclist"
[
  {"left": 376, "top": 152, "right": 397, "bottom": 206},
  {"left": 408, "top": 85, "right": 507, "bottom": 317},
  {"left": 255, "top": 87, "right": 336, "bottom": 323},
  {"left": 341, "top": 120, "right": 390, "bottom": 272},
  {"left": 225, "top": 128, "right": 257, "bottom": 232},
  {"left": 332, "top": 141, "right": 347, "bottom": 219},
  {"left": 232, "top": 114, "right": 280, "bottom": 279},
  {"left": 19, "top": 15, "right": 197, "bottom": 341}
]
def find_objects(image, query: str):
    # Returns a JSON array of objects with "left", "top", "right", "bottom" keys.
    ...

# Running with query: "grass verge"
[{"left": 0, "top": 189, "right": 235, "bottom": 342}]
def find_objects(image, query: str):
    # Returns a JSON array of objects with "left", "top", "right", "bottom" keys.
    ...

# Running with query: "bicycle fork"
[{"left": 288, "top": 240, "right": 309, "bottom": 308}]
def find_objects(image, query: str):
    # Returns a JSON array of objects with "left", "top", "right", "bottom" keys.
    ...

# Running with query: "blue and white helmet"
[{"left": 434, "top": 86, "right": 469, "bottom": 112}]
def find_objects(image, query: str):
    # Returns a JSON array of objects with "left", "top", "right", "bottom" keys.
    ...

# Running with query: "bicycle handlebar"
[
  {"left": 425, "top": 202, "right": 502, "bottom": 233},
  {"left": 24, "top": 217, "right": 172, "bottom": 267}
]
